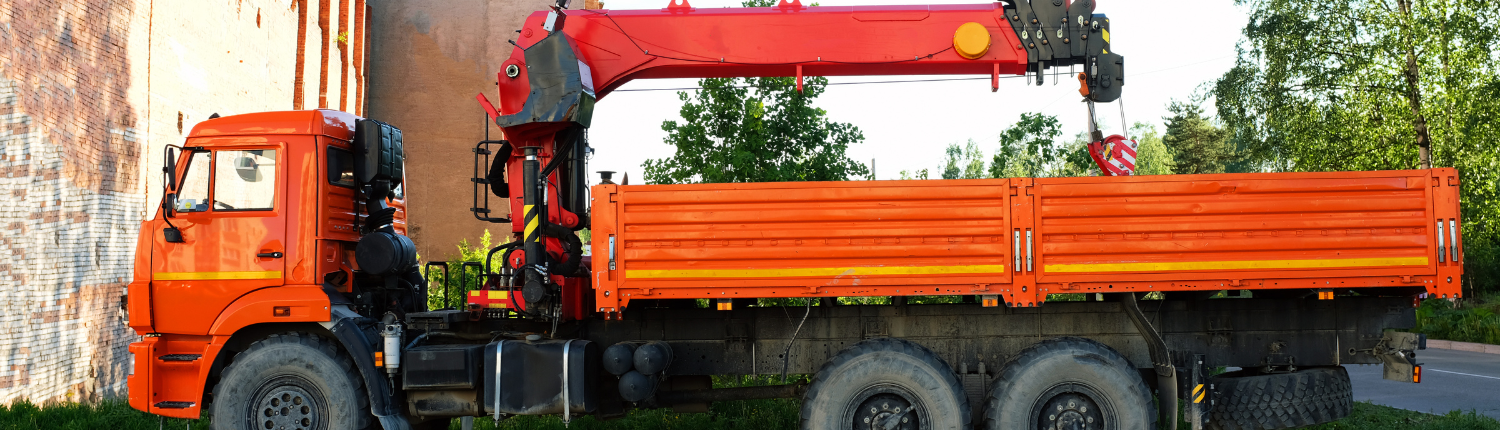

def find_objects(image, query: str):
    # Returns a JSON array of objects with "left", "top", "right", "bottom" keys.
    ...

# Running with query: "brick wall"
[
  {"left": 0, "top": 0, "right": 364, "bottom": 404},
  {"left": 366, "top": 0, "right": 575, "bottom": 260}
]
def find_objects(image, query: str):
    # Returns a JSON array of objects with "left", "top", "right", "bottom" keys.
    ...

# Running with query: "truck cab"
[{"left": 126, "top": 109, "right": 410, "bottom": 419}]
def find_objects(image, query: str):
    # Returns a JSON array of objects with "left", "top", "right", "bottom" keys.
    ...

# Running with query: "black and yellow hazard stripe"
[
  {"left": 523, "top": 204, "right": 540, "bottom": 245},
  {"left": 1193, "top": 384, "right": 1205, "bottom": 403}
]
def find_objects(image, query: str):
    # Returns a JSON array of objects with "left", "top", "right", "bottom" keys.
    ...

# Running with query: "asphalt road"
[{"left": 1347, "top": 347, "right": 1500, "bottom": 419}]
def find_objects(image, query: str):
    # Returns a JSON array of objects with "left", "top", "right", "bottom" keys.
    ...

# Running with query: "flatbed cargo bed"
[{"left": 590, "top": 168, "right": 1464, "bottom": 312}]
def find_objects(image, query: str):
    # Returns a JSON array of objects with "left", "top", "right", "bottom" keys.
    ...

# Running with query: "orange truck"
[{"left": 128, "top": 2, "right": 1456, "bottom": 430}]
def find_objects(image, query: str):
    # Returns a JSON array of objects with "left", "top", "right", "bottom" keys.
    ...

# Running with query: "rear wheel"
[
  {"left": 800, "top": 338, "right": 969, "bottom": 430},
  {"left": 982, "top": 337, "right": 1155, "bottom": 430},
  {"left": 1207, "top": 367, "right": 1352, "bottom": 430},
  {"left": 211, "top": 332, "right": 370, "bottom": 430}
]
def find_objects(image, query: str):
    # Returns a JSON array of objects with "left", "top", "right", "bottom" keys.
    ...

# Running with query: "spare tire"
[{"left": 1207, "top": 366, "right": 1352, "bottom": 430}]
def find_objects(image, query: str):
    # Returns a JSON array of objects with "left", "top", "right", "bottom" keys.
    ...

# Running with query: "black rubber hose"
[
  {"left": 1121, "top": 293, "right": 1178, "bottom": 430},
  {"left": 541, "top": 222, "right": 584, "bottom": 276}
]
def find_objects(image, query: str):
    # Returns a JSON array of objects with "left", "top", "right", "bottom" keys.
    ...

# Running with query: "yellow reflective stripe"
[
  {"left": 1102, "top": 28, "right": 1110, "bottom": 43},
  {"left": 523, "top": 204, "right": 538, "bottom": 238},
  {"left": 1194, "top": 390, "right": 1206, "bottom": 403},
  {"left": 1045, "top": 257, "right": 1429, "bottom": 273},
  {"left": 154, "top": 270, "right": 282, "bottom": 281},
  {"left": 488, "top": 290, "right": 508, "bottom": 300},
  {"left": 486, "top": 303, "right": 508, "bottom": 309},
  {"left": 627, "top": 265, "right": 1006, "bottom": 279}
]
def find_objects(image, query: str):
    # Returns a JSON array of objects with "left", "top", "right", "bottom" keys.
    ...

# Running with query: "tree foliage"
[
  {"left": 1162, "top": 101, "right": 1236, "bottom": 174},
  {"left": 1130, "top": 123, "right": 1178, "bottom": 176},
  {"left": 1214, "top": 0, "right": 1500, "bottom": 294},
  {"left": 941, "top": 140, "right": 988, "bottom": 179},
  {"left": 643, "top": 76, "right": 869, "bottom": 184},
  {"left": 990, "top": 112, "right": 1063, "bottom": 178}
]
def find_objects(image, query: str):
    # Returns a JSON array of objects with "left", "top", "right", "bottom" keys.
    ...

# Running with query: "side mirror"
[
  {"left": 162, "top": 146, "right": 180, "bottom": 191},
  {"left": 163, "top": 193, "right": 178, "bottom": 218}
]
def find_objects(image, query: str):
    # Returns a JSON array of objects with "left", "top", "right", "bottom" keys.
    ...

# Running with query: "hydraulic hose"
[{"left": 1121, "top": 293, "right": 1178, "bottom": 430}]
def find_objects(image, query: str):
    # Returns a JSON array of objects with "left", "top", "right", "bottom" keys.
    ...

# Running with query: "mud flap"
[
  {"left": 329, "top": 316, "right": 413, "bottom": 430},
  {"left": 1375, "top": 331, "right": 1425, "bottom": 383}
]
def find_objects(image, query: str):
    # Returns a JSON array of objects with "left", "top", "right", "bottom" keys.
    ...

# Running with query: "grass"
[
  {"left": 3, "top": 398, "right": 1494, "bottom": 430},
  {"left": 1414, "top": 294, "right": 1500, "bottom": 345}
]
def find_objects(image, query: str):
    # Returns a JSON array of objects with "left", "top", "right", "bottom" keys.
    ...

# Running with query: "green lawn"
[{"left": 2, "top": 399, "right": 1494, "bottom": 430}]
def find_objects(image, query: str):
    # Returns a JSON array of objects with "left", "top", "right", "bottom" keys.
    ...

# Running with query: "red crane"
[{"left": 472, "top": 0, "right": 1127, "bottom": 318}]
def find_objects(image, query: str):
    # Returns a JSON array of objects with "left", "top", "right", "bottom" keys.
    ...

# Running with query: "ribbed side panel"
[{"left": 1033, "top": 172, "right": 1435, "bottom": 281}]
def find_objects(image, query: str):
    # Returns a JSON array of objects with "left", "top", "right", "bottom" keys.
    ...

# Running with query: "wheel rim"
[
  {"left": 1038, "top": 392, "right": 1102, "bottom": 430},
  {"left": 1030, "top": 384, "right": 1113, "bottom": 430},
  {"left": 247, "top": 375, "right": 327, "bottom": 430},
  {"left": 847, "top": 385, "right": 922, "bottom": 430}
]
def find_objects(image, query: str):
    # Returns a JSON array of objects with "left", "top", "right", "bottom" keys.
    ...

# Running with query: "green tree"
[
  {"left": 1130, "top": 123, "right": 1177, "bottom": 176},
  {"left": 1215, "top": 0, "right": 1500, "bottom": 294},
  {"left": 643, "top": 0, "right": 867, "bottom": 184},
  {"left": 643, "top": 75, "right": 869, "bottom": 184},
  {"left": 1162, "top": 101, "right": 1235, "bottom": 174},
  {"left": 989, "top": 112, "right": 1062, "bottom": 178},
  {"left": 941, "top": 140, "right": 987, "bottom": 179}
]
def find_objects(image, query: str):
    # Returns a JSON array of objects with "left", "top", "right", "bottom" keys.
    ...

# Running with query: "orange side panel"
[
  {"left": 596, "top": 179, "right": 1016, "bottom": 307},
  {"left": 592, "top": 169, "right": 1464, "bottom": 311},
  {"left": 1030, "top": 169, "right": 1449, "bottom": 295},
  {"left": 209, "top": 285, "right": 332, "bottom": 336}
]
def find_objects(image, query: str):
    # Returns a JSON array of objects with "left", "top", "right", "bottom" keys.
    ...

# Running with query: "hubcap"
[
  {"left": 1040, "top": 393, "right": 1101, "bottom": 430},
  {"left": 250, "top": 377, "right": 324, "bottom": 430},
  {"left": 854, "top": 393, "right": 918, "bottom": 430}
]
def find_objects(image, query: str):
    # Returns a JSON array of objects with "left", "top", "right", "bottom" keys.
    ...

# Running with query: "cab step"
[
  {"left": 154, "top": 401, "right": 195, "bottom": 409},
  {"left": 159, "top": 354, "right": 201, "bottom": 362}
]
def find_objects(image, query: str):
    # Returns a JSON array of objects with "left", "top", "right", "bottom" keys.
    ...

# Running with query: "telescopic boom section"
[{"left": 475, "top": 0, "right": 1124, "bottom": 318}]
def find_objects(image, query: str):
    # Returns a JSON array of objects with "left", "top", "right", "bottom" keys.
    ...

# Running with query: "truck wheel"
[
  {"left": 800, "top": 338, "right": 969, "bottom": 430},
  {"left": 1207, "top": 367, "right": 1352, "bottom": 430},
  {"left": 211, "top": 333, "right": 371, "bottom": 430},
  {"left": 982, "top": 337, "right": 1154, "bottom": 430}
]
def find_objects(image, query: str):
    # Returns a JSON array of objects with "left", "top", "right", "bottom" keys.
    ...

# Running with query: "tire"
[
  {"left": 211, "top": 332, "right": 371, "bottom": 430},
  {"left": 982, "top": 337, "right": 1155, "bottom": 430},
  {"left": 800, "top": 338, "right": 970, "bottom": 430},
  {"left": 1207, "top": 367, "right": 1352, "bottom": 430}
]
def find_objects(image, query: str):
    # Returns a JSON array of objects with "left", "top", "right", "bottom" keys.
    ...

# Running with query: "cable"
[
  {"left": 614, "top": 75, "right": 1029, "bottom": 92},
  {"left": 780, "top": 298, "right": 813, "bottom": 384},
  {"left": 585, "top": 8, "right": 955, "bottom": 67}
]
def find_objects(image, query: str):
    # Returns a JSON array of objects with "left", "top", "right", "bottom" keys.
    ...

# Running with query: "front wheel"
[
  {"left": 982, "top": 337, "right": 1155, "bottom": 430},
  {"left": 800, "top": 338, "right": 970, "bottom": 430},
  {"left": 211, "top": 332, "right": 371, "bottom": 430}
]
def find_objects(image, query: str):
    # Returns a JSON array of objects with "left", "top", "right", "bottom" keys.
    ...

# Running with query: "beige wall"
[
  {"left": 0, "top": 0, "right": 362, "bottom": 404},
  {"left": 366, "top": 0, "right": 570, "bottom": 260}
]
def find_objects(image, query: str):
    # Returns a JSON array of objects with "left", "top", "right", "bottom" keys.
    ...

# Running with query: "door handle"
[{"left": 257, "top": 252, "right": 284, "bottom": 259}]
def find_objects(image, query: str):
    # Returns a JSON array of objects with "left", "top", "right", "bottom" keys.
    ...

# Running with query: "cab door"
[{"left": 150, "top": 143, "right": 287, "bottom": 335}]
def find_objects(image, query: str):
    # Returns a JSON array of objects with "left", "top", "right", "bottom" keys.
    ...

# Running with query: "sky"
[{"left": 582, "top": 0, "right": 1252, "bottom": 181}]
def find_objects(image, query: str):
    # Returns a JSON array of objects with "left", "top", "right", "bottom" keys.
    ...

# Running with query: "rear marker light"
[
  {"left": 982, "top": 295, "right": 999, "bottom": 307},
  {"left": 374, "top": 352, "right": 384, "bottom": 367},
  {"left": 273, "top": 306, "right": 291, "bottom": 317},
  {"left": 716, "top": 299, "right": 732, "bottom": 311},
  {"left": 1317, "top": 290, "right": 1334, "bottom": 300},
  {"left": 1413, "top": 365, "right": 1421, "bottom": 383}
]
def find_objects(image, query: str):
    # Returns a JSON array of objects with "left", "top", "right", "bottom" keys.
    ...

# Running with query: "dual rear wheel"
[{"left": 800, "top": 337, "right": 1153, "bottom": 430}]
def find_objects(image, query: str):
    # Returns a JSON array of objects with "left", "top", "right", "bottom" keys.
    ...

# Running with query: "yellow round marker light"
[{"left": 953, "top": 22, "right": 991, "bottom": 60}]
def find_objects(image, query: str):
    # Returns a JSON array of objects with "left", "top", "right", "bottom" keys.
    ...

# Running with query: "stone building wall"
[{"left": 0, "top": 0, "right": 366, "bottom": 404}]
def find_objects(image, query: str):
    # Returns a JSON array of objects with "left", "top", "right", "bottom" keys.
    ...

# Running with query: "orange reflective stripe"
[
  {"left": 153, "top": 271, "right": 282, "bottom": 280},
  {"left": 627, "top": 265, "right": 1006, "bottom": 279},
  {"left": 1045, "top": 257, "right": 1428, "bottom": 273}
]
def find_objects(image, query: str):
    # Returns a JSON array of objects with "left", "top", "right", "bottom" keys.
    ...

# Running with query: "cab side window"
[
  {"left": 176, "top": 151, "right": 212, "bottom": 213},
  {"left": 213, "top": 149, "right": 278, "bottom": 211}
]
